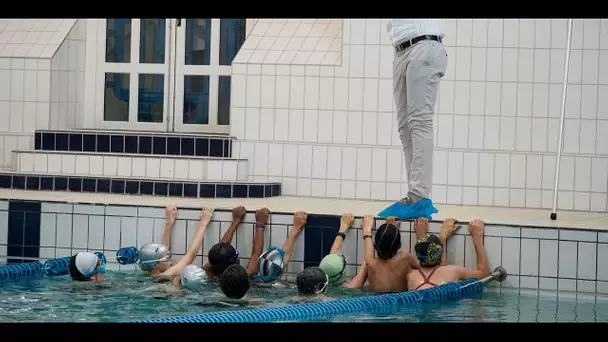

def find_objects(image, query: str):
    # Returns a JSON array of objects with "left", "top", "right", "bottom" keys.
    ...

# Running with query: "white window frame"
[
  {"left": 94, "top": 19, "right": 173, "bottom": 131},
  {"left": 171, "top": 18, "right": 231, "bottom": 134},
  {"left": 93, "top": 18, "right": 238, "bottom": 135}
]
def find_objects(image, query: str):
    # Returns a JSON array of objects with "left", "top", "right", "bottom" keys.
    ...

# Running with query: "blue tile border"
[
  {"left": 34, "top": 130, "right": 233, "bottom": 158},
  {"left": 0, "top": 173, "right": 281, "bottom": 199},
  {"left": 7, "top": 200, "right": 41, "bottom": 264},
  {"left": 303, "top": 214, "right": 341, "bottom": 269}
]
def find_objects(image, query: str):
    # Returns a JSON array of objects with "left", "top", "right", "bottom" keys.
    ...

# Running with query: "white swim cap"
[
  {"left": 256, "top": 247, "right": 285, "bottom": 282},
  {"left": 74, "top": 252, "right": 99, "bottom": 277},
  {"left": 138, "top": 243, "right": 170, "bottom": 271},
  {"left": 180, "top": 265, "right": 207, "bottom": 291}
]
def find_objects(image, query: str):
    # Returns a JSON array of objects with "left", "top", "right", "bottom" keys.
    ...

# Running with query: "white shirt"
[{"left": 387, "top": 19, "right": 445, "bottom": 47}]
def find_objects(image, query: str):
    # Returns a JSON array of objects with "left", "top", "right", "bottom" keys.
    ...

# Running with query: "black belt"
[{"left": 395, "top": 35, "right": 442, "bottom": 52}]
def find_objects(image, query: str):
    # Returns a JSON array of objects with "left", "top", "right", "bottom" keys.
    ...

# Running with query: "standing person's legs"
[
  {"left": 404, "top": 41, "right": 447, "bottom": 200},
  {"left": 393, "top": 51, "right": 414, "bottom": 197},
  {"left": 381, "top": 40, "right": 447, "bottom": 219}
]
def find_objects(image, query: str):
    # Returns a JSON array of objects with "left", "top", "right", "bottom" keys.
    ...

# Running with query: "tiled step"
[
  {"left": 34, "top": 129, "right": 234, "bottom": 158},
  {"left": 0, "top": 171, "right": 281, "bottom": 198},
  {"left": 12, "top": 150, "right": 248, "bottom": 182}
]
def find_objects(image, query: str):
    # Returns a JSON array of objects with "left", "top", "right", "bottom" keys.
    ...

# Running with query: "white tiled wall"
[
  {"left": 49, "top": 20, "right": 85, "bottom": 130},
  {"left": 0, "top": 19, "right": 82, "bottom": 168},
  {"left": 230, "top": 19, "right": 608, "bottom": 212},
  {"left": 1, "top": 199, "right": 608, "bottom": 293},
  {"left": 12, "top": 151, "right": 249, "bottom": 181},
  {"left": 34, "top": 202, "right": 305, "bottom": 274}
]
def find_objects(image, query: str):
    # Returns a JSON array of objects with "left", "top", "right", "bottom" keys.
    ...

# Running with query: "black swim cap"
[
  {"left": 208, "top": 242, "right": 238, "bottom": 275},
  {"left": 220, "top": 264, "right": 250, "bottom": 299},
  {"left": 374, "top": 223, "right": 401, "bottom": 259},
  {"left": 296, "top": 267, "right": 328, "bottom": 295}
]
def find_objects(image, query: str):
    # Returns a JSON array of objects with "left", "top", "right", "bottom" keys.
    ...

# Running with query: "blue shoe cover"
[{"left": 377, "top": 198, "right": 438, "bottom": 220}]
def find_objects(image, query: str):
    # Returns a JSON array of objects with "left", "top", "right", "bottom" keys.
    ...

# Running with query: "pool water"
[{"left": 0, "top": 271, "right": 607, "bottom": 322}]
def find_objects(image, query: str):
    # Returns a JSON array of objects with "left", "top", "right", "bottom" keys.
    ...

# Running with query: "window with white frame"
[{"left": 100, "top": 18, "right": 245, "bottom": 132}]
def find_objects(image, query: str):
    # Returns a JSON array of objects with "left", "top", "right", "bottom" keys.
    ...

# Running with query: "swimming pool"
[{"left": 0, "top": 270, "right": 607, "bottom": 322}]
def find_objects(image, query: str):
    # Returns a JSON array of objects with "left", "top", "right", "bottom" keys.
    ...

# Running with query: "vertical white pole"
[{"left": 551, "top": 19, "right": 574, "bottom": 220}]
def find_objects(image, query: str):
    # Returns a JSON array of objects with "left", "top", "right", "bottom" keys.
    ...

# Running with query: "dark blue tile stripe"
[
  {"left": 34, "top": 130, "right": 233, "bottom": 158},
  {"left": 7, "top": 201, "right": 41, "bottom": 264},
  {"left": 303, "top": 214, "right": 341, "bottom": 269},
  {"left": 0, "top": 173, "right": 281, "bottom": 199}
]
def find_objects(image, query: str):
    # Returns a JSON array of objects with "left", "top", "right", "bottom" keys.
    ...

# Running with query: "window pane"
[
  {"left": 218, "top": 76, "right": 231, "bottom": 125},
  {"left": 185, "top": 19, "right": 211, "bottom": 65},
  {"left": 139, "top": 19, "right": 166, "bottom": 64},
  {"left": 103, "top": 73, "right": 130, "bottom": 122},
  {"left": 219, "top": 19, "right": 246, "bottom": 66},
  {"left": 138, "top": 74, "right": 164, "bottom": 123},
  {"left": 183, "top": 75, "right": 209, "bottom": 125},
  {"left": 105, "top": 19, "right": 131, "bottom": 63}
]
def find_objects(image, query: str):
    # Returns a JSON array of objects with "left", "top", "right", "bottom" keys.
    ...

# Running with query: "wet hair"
[
  {"left": 374, "top": 223, "right": 402, "bottom": 259},
  {"left": 208, "top": 242, "right": 238, "bottom": 276},
  {"left": 296, "top": 267, "right": 328, "bottom": 295},
  {"left": 219, "top": 264, "right": 250, "bottom": 299},
  {"left": 68, "top": 255, "right": 89, "bottom": 282}
]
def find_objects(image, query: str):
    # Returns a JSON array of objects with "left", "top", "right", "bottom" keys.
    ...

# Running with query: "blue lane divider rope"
[
  {"left": 131, "top": 278, "right": 484, "bottom": 323},
  {"left": 0, "top": 261, "right": 44, "bottom": 282},
  {"left": 0, "top": 247, "right": 141, "bottom": 282}
]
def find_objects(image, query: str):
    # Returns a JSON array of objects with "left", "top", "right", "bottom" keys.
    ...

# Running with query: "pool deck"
[{"left": 0, "top": 189, "right": 606, "bottom": 230}]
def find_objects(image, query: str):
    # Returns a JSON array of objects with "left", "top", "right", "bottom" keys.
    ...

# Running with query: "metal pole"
[{"left": 551, "top": 19, "right": 574, "bottom": 221}]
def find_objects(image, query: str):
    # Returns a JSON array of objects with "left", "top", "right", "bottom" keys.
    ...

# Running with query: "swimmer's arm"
[
  {"left": 330, "top": 213, "right": 354, "bottom": 254},
  {"left": 362, "top": 215, "right": 376, "bottom": 266},
  {"left": 163, "top": 208, "right": 213, "bottom": 276},
  {"left": 162, "top": 205, "right": 177, "bottom": 247},
  {"left": 450, "top": 235, "right": 489, "bottom": 280},
  {"left": 282, "top": 223, "right": 304, "bottom": 270},
  {"left": 405, "top": 252, "right": 420, "bottom": 270},
  {"left": 247, "top": 208, "right": 270, "bottom": 276},
  {"left": 440, "top": 236, "right": 448, "bottom": 266},
  {"left": 343, "top": 262, "right": 367, "bottom": 289},
  {"left": 363, "top": 235, "right": 377, "bottom": 266},
  {"left": 470, "top": 233, "right": 489, "bottom": 277},
  {"left": 172, "top": 275, "right": 181, "bottom": 287},
  {"left": 220, "top": 206, "right": 246, "bottom": 244},
  {"left": 246, "top": 226, "right": 265, "bottom": 276}
]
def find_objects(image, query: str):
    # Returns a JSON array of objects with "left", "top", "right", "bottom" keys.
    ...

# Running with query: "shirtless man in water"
[
  {"left": 406, "top": 218, "right": 489, "bottom": 290},
  {"left": 361, "top": 215, "right": 420, "bottom": 293}
]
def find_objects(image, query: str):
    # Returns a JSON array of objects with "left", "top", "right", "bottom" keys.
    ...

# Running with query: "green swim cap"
[{"left": 319, "top": 254, "right": 346, "bottom": 285}]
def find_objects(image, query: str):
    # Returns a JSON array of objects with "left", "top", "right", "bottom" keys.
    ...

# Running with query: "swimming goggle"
[
  {"left": 139, "top": 252, "right": 172, "bottom": 265},
  {"left": 314, "top": 274, "right": 329, "bottom": 294},
  {"left": 416, "top": 248, "right": 443, "bottom": 260},
  {"left": 81, "top": 255, "right": 107, "bottom": 279},
  {"left": 230, "top": 250, "right": 240, "bottom": 262}
]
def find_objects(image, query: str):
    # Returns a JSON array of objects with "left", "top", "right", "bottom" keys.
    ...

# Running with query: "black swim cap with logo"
[
  {"left": 374, "top": 223, "right": 401, "bottom": 259},
  {"left": 414, "top": 233, "right": 443, "bottom": 268}
]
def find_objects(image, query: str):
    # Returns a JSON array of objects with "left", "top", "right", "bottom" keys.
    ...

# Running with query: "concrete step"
[
  {"left": 0, "top": 170, "right": 281, "bottom": 198},
  {"left": 12, "top": 150, "right": 249, "bottom": 182},
  {"left": 34, "top": 129, "right": 234, "bottom": 158}
]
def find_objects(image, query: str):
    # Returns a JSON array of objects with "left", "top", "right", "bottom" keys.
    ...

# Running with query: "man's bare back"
[
  {"left": 362, "top": 215, "right": 420, "bottom": 293},
  {"left": 367, "top": 251, "right": 412, "bottom": 293}
]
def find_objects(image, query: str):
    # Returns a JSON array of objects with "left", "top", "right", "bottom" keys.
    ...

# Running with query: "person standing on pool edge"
[{"left": 378, "top": 19, "right": 448, "bottom": 220}]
